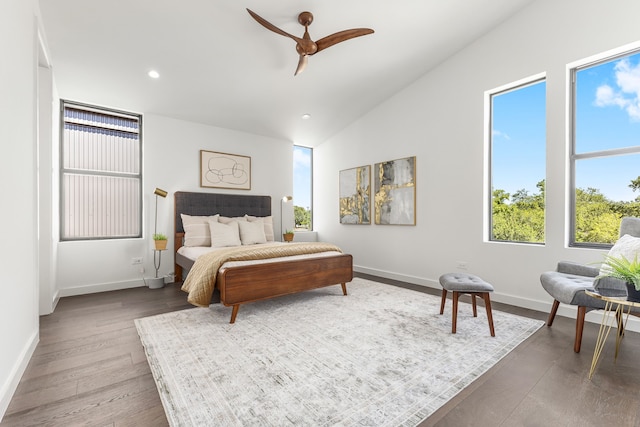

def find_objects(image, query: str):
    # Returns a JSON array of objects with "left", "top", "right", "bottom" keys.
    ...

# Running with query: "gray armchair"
[{"left": 540, "top": 217, "right": 640, "bottom": 352}]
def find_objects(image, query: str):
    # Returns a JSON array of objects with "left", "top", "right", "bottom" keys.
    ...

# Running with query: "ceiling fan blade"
[
  {"left": 246, "top": 9, "right": 303, "bottom": 44},
  {"left": 294, "top": 54, "right": 308, "bottom": 76},
  {"left": 315, "top": 28, "right": 374, "bottom": 53}
]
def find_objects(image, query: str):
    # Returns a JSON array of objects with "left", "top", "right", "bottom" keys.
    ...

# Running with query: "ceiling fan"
[{"left": 246, "top": 8, "right": 374, "bottom": 76}]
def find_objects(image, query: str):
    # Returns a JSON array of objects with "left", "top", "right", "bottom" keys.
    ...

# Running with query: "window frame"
[
  {"left": 569, "top": 47, "right": 640, "bottom": 248},
  {"left": 59, "top": 100, "right": 143, "bottom": 241},
  {"left": 293, "top": 145, "right": 313, "bottom": 231},
  {"left": 486, "top": 74, "right": 547, "bottom": 245}
]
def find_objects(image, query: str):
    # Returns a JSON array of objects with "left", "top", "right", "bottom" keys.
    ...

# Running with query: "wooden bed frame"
[{"left": 174, "top": 191, "right": 353, "bottom": 323}]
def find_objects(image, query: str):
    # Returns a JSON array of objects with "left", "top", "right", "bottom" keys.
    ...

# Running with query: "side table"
[{"left": 585, "top": 289, "right": 640, "bottom": 379}]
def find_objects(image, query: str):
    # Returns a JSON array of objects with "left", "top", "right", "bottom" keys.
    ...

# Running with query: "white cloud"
[
  {"left": 594, "top": 58, "right": 640, "bottom": 121},
  {"left": 293, "top": 146, "right": 311, "bottom": 168},
  {"left": 492, "top": 129, "right": 510, "bottom": 140}
]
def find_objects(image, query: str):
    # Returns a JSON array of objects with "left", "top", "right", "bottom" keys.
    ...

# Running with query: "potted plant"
[
  {"left": 283, "top": 229, "right": 295, "bottom": 242},
  {"left": 153, "top": 233, "right": 168, "bottom": 250},
  {"left": 598, "top": 254, "right": 640, "bottom": 302}
]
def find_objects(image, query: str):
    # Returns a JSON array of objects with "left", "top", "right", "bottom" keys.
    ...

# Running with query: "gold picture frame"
[{"left": 200, "top": 150, "right": 251, "bottom": 190}]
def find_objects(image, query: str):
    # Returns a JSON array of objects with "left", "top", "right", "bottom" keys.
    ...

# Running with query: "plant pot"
[
  {"left": 283, "top": 233, "right": 294, "bottom": 242},
  {"left": 146, "top": 277, "right": 165, "bottom": 289},
  {"left": 154, "top": 239, "right": 168, "bottom": 250},
  {"left": 626, "top": 282, "right": 640, "bottom": 303}
]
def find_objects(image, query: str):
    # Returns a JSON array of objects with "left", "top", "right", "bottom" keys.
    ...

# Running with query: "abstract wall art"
[
  {"left": 200, "top": 150, "right": 251, "bottom": 190},
  {"left": 339, "top": 165, "right": 371, "bottom": 224},
  {"left": 373, "top": 156, "right": 416, "bottom": 225}
]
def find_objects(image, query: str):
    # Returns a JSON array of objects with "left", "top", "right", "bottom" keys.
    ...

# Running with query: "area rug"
[{"left": 135, "top": 277, "right": 543, "bottom": 426}]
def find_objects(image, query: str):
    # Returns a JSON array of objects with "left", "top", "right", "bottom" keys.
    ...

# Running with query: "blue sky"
[
  {"left": 492, "top": 51, "right": 640, "bottom": 203},
  {"left": 293, "top": 145, "right": 312, "bottom": 209},
  {"left": 491, "top": 80, "right": 546, "bottom": 199}
]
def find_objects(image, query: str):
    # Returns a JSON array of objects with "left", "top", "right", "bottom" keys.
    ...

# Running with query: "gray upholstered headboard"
[{"left": 174, "top": 191, "right": 272, "bottom": 234}]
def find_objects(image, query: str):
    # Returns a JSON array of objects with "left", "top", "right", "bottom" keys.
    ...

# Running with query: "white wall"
[
  {"left": 315, "top": 0, "right": 640, "bottom": 325},
  {"left": 0, "top": 0, "right": 40, "bottom": 419},
  {"left": 56, "top": 114, "right": 293, "bottom": 296}
]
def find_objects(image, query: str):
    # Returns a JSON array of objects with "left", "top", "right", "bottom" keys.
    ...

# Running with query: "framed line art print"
[
  {"left": 373, "top": 156, "right": 416, "bottom": 225},
  {"left": 339, "top": 165, "right": 371, "bottom": 224},
  {"left": 200, "top": 150, "right": 251, "bottom": 190}
]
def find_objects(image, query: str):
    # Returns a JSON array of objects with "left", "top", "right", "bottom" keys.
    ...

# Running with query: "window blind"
[{"left": 61, "top": 102, "right": 142, "bottom": 240}]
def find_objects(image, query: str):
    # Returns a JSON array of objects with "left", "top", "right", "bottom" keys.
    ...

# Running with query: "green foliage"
[
  {"left": 492, "top": 177, "right": 640, "bottom": 244},
  {"left": 491, "top": 180, "right": 545, "bottom": 243},
  {"left": 630, "top": 176, "right": 640, "bottom": 194},
  {"left": 152, "top": 233, "right": 167, "bottom": 241},
  {"left": 294, "top": 205, "right": 311, "bottom": 230},
  {"left": 598, "top": 254, "right": 640, "bottom": 291}
]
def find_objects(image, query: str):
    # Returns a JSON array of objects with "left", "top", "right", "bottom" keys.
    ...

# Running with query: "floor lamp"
[
  {"left": 281, "top": 196, "right": 292, "bottom": 241},
  {"left": 149, "top": 187, "right": 168, "bottom": 289}
]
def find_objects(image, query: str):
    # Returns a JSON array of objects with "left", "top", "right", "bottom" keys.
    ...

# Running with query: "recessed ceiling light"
[
  {"left": 148, "top": 70, "right": 160, "bottom": 79},
  {"left": 301, "top": 113, "right": 311, "bottom": 120}
]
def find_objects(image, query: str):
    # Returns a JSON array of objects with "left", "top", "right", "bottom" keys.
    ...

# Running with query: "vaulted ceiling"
[{"left": 39, "top": 0, "right": 535, "bottom": 146}]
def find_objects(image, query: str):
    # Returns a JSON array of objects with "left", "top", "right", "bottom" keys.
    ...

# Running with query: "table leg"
[
  {"left": 614, "top": 304, "right": 632, "bottom": 360},
  {"left": 589, "top": 300, "right": 617, "bottom": 380}
]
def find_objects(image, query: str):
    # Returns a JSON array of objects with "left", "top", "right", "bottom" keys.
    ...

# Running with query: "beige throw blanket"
[{"left": 181, "top": 242, "right": 343, "bottom": 307}]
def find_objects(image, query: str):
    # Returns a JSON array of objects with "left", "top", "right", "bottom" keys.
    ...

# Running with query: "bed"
[{"left": 174, "top": 191, "right": 353, "bottom": 323}]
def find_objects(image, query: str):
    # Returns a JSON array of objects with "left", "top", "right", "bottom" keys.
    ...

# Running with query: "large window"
[
  {"left": 571, "top": 50, "right": 640, "bottom": 246},
  {"left": 488, "top": 77, "right": 546, "bottom": 243},
  {"left": 293, "top": 145, "right": 312, "bottom": 231},
  {"left": 60, "top": 101, "right": 142, "bottom": 240}
]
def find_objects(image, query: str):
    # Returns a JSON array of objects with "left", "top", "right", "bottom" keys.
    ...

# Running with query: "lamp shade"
[{"left": 154, "top": 188, "right": 168, "bottom": 198}]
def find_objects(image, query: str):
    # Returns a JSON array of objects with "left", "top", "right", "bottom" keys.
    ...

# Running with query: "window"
[
  {"left": 488, "top": 77, "right": 546, "bottom": 243},
  {"left": 293, "top": 145, "right": 312, "bottom": 230},
  {"left": 60, "top": 101, "right": 142, "bottom": 240},
  {"left": 571, "top": 49, "right": 640, "bottom": 246}
]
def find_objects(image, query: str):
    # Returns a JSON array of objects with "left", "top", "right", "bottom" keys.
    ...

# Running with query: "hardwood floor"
[{"left": 2, "top": 275, "right": 639, "bottom": 426}]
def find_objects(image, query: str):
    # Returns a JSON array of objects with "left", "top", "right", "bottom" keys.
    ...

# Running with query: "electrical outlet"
[
  {"left": 131, "top": 257, "right": 143, "bottom": 265},
  {"left": 139, "top": 267, "right": 145, "bottom": 274},
  {"left": 456, "top": 261, "right": 468, "bottom": 270}
]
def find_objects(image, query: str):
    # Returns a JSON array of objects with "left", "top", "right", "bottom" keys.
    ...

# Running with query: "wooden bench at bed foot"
[{"left": 227, "top": 282, "right": 348, "bottom": 323}]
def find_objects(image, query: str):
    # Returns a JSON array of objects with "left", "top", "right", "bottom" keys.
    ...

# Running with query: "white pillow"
[
  {"left": 209, "top": 220, "right": 241, "bottom": 247},
  {"left": 246, "top": 215, "right": 275, "bottom": 242},
  {"left": 218, "top": 215, "right": 247, "bottom": 225},
  {"left": 600, "top": 234, "right": 640, "bottom": 275},
  {"left": 238, "top": 220, "right": 267, "bottom": 245},
  {"left": 181, "top": 214, "right": 219, "bottom": 246}
]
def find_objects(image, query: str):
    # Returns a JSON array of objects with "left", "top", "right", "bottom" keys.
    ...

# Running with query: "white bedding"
[{"left": 177, "top": 242, "right": 342, "bottom": 268}]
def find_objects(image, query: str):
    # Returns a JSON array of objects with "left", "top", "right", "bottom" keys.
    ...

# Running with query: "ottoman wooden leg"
[
  {"left": 482, "top": 293, "right": 495, "bottom": 337},
  {"left": 440, "top": 289, "right": 447, "bottom": 315},
  {"left": 471, "top": 293, "right": 478, "bottom": 317},
  {"left": 452, "top": 291, "right": 459, "bottom": 334}
]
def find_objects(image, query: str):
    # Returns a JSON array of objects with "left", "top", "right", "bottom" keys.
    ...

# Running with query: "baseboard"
[
  {"left": 52, "top": 289, "right": 60, "bottom": 312},
  {"left": 354, "top": 265, "right": 437, "bottom": 288},
  {"left": 0, "top": 329, "right": 38, "bottom": 422},
  {"left": 353, "top": 265, "right": 640, "bottom": 333},
  {"left": 58, "top": 278, "right": 146, "bottom": 297}
]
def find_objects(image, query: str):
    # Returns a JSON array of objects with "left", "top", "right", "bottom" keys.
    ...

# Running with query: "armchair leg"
[
  {"left": 574, "top": 306, "right": 586, "bottom": 353},
  {"left": 547, "top": 300, "right": 560, "bottom": 327}
]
